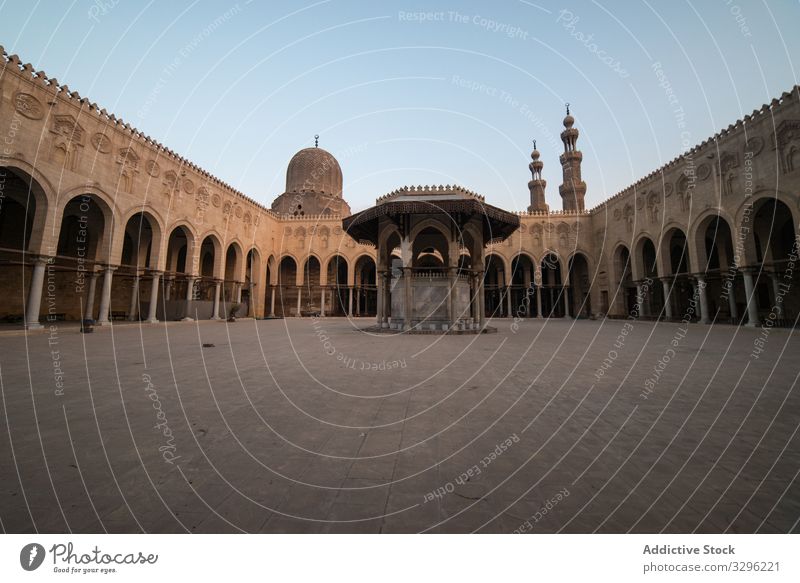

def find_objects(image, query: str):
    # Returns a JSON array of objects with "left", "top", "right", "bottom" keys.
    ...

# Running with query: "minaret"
[
  {"left": 527, "top": 139, "right": 548, "bottom": 213},
  {"left": 558, "top": 104, "right": 587, "bottom": 212}
]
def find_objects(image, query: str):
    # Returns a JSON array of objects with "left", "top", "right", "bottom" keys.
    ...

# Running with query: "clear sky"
[{"left": 1, "top": 0, "right": 798, "bottom": 213}]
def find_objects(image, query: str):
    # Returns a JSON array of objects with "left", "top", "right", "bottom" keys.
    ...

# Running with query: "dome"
[
  {"left": 563, "top": 114, "right": 575, "bottom": 128},
  {"left": 285, "top": 147, "right": 343, "bottom": 197}
]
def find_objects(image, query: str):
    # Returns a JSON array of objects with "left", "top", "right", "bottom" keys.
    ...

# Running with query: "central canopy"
[{"left": 342, "top": 185, "right": 520, "bottom": 246}]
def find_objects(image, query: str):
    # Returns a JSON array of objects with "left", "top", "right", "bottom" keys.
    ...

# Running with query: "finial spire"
[
  {"left": 565, "top": 103, "right": 570, "bottom": 115},
  {"left": 314, "top": 134, "right": 319, "bottom": 147},
  {"left": 532, "top": 139, "right": 537, "bottom": 150}
]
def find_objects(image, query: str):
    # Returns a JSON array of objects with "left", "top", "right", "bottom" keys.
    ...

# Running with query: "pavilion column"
[
  {"left": 296, "top": 286, "right": 302, "bottom": 317},
  {"left": 24, "top": 256, "right": 48, "bottom": 330},
  {"left": 84, "top": 270, "right": 99, "bottom": 320},
  {"left": 404, "top": 266, "right": 413, "bottom": 330},
  {"left": 695, "top": 274, "right": 710, "bottom": 324},
  {"left": 127, "top": 273, "right": 140, "bottom": 321},
  {"left": 769, "top": 270, "right": 783, "bottom": 318},
  {"left": 320, "top": 287, "right": 326, "bottom": 317},
  {"left": 376, "top": 271, "right": 384, "bottom": 326},
  {"left": 742, "top": 268, "right": 760, "bottom": 327},
  {"left": 146, "top": 272, "right": 161, "bottom": 323},
  {"left": 661, "top": 278, "right": 673, "bottom": 320},
  {"left": 348, "top": 286, "right": 353, "bottom": 316},
  {"left": 478, "top": 270, "right": 486, "bottom": 328},
  {"left": 164, "top": 277, "right": 174, "bottom": 300},
  {"left": 95, "top": 266, "right": 116, "bottom": 326},
  {"left": 635, "top": 282, "right": 645, "bottom": 319},
  {"left": 269, "top": 287, "right": 276, "bottom": 318},
  {"left": 212, "top": 280, "right": 222, "bottom": 320}
]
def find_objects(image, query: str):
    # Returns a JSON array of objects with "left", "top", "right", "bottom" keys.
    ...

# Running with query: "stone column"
[
  {"left": 348, "top": 287, "right": 353, "bottom": 316},
  {"left": 376, "top": 272, "right": 384, "bottom": 326},
  {"left": 536, "top": 282, "right": 543, "bottom": 319},
  {"left": 403, "top": 267, "right": 413, "bottom": 330},
  {"left": 742, "top": 268, "right": 760, "bottom": 327},
  {"left": 146, "top": 272, "right": 161, "bottom": 323},
  {"left": 447, "top": 267, "right": 456, "bottom": 328},
  {"left": 296, "top": 286, "right": 302, "bottom": 317},
  {"left": 269, "top": 287, "right": 276, "bottom": 318},
  {"left": 84, "top": 270, "right": 99, "bottom": 320},
  {"left": 726, "top": 281, "right": 738, "bottom": 320},
  {"left": 24, "top": 256, "right": 48, "bottom": 330},
  {"left": 127, "top": 273, "right": 140, "bottom": 321},
  {"left": 164, "top": 277, "right": 174, "bottom": 301},
  {"left": 212, "top": 280, "right": 222, "bottom": 320},
  {"left": 478, "top": 270, "right": 486, "bottom": 328},
  {"left": 769, "top": 271, "right": 783, "bottom": 318},
  {"left": 183, "top": 276, "right": 196, "bottom": 321},
  {"left": 562, "top": 285, "right": 571, "bottom": 318},
  {"left": 523, "top": 265, "right": 532, "bottom": 318},
  {"left": 661, "top": 278, "right": 673, "bottom": 320},
  {"left": 635, "top": 282, "right": 645, "bottom": 319},
  {"left": 95, "top": 266, "right": 116, "bottom": 326},
  {"left": 695, "top": 275, "right": 710, "bottom": 324},
  {"left": 505, "top": 285, "right": 513, "bottom": 319},
  {"left": 320, "top": 287, "right": 326, "bottom": 317}
]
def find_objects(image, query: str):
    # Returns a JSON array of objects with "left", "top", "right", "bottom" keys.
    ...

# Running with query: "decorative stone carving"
[
  {"left": 145, "top": 160, "right": 160, "bottom": 177},
  {"left": 91, "top": 133, "right": 112, "bottom": 153},
  {"left": 182, "top": 178, "right": 194, "bottom": 194},
  {"left": 647, "top": 191, "right": 660, "bottom": 223},
  {"left": 775, "top": 120, "right": 800, "bottom": 173},
  {"left": 163, "top": 170, "right": 181, "bottom": 199},
  {"left": 116, "top": 147, "right": 140, "bottom": 193},
  {"left": 234, "top": 205, "right": 243, "bottom": 218},
  {"left": 49, "top": 114, "right": 85, "bottom": 171},
  {"left": 697, "top": 163, "right": 711, "bottom": 181},
  {"left": 664, "top": 182, "right": 674, "bottom": 197},
  {"left": 613, "top": 207, "right": 622, "bottom": 220},
  {"left": 745, "top": 136, "right": 764, "bottom": 157},
  {"left": 677, "top": 174, "right": 692, "bottom": 212},
  {"left": 13, "top": 92, "right": 44, "bottom": 119},
  {"left": 211, "top": 193, "right": 222, "bottom": 207},
  {"left": 622, "top": 202, "right": 634, "bottom": 232}
]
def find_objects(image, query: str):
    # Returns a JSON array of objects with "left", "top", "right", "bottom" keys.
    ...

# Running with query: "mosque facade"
[{"left": 1, "top": 46, "right": 799, "bottom": 329}]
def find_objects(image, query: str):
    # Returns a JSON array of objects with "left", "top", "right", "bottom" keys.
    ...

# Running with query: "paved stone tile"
[{"left": 0, "top": 318, "right": 798, "bottom": 533}]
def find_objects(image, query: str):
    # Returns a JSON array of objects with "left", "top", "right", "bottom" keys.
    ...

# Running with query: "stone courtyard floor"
[{"left": 0, "top": 316, "right": 798, "bottom": 533}]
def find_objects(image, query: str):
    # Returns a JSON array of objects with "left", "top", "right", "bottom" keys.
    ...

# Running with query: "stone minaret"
[
  {"left": 527, "top": 140, "right": 548, "bottom": 213},
  {"left": 558, "top": 104, "right": 587, "bottom": 212}
]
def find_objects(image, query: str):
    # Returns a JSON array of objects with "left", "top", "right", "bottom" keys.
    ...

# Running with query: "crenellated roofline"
[
  {"left": 586, "top": 85, "right": 800, "bottom": 214},
  {"left": 0, "top": 45, "right": 280, "bottom": 221}
]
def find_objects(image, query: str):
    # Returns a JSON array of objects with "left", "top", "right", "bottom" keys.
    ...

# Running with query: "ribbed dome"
[{"left": 285, "top": 147, "right": 343, "bottom": 197}]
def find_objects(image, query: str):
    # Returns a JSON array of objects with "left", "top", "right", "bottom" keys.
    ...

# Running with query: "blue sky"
[{"left": 1, "top": 0, "right": 798, "bottom": 212}]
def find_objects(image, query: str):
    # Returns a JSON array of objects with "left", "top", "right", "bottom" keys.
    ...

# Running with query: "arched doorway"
[
  {"left": 326, "top": 255, "right": 349, "bottom": 316},
  {"left": 277, "top": 256, "right": 298, "bottom": 318},
  {"left": 510, "top": 254, "right": 537, "bottom": 318},
  {"left": 541, "top": 252, "right": 565, "bottom": 317},
  {"left": 613, "top": 244, "right": 635, "bottom": 317},
  {"left": 353, "top": 255, "right": 377, "bottom": 317},
  {"left": 484, "top": 254, "right": 506, "bottom": 317},
  {"left": 568, "top": 253, "right": 591, "bottom": 318}
]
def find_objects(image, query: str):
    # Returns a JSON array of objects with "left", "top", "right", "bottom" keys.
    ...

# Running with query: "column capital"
[{"left": 29, "top": 254, "right": 54, "bottom": 266}]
